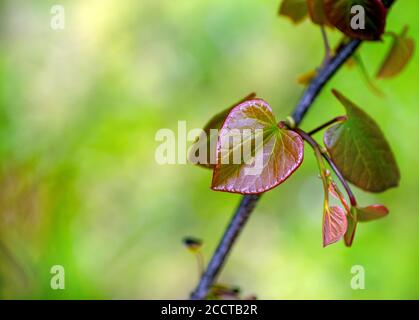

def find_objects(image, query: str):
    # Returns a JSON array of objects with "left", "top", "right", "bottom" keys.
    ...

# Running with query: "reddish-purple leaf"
[
  {"left": 377, "top": 26, "right": 415, "bottom": 79},
  {"left": 211, "top": 99, "right": 304, "bottom": 195},
  {"left": 324, "top": 90, "right": 400, "bottom": 192},
  {"left": 357, "top": 204, "right": 389, "bottom": 222},
  {"left": 323, "top": 205, "right": 348, "bottom": 247},
  {"left": 307, "top": 0, "right": 328, "bottom": 25},
  {"left": 329, "top": 180, "right": 350, "bottom": 213},
  {"left": 279, "top": 0, "right": 309, "bottom": 24},
  {"left": 324, "top": 0, "right": 387, "bottom": 41},
  {"left": 189, "top": 93, "right": 256, "bottom": 169}
]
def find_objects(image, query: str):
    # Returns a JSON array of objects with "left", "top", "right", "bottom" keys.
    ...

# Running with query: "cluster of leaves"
[
  {"left": 318, "top": 89, "right": 398, "bottom": 246},
  {"left": 280, "top": 0, "right": 387, "bottom": 40},
  {"left": 190, "top": 0, "right": 413, "bottom": 247},
  {"left": 280, "top": 0, "right": 414, "bottom": 85},
  {"left": 190, "top": 90, "right": 398, "bottom": 247}
]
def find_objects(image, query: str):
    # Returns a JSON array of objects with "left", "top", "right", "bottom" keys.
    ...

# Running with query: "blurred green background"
[{"left": 0, "top": 0, "right": 418, "bottom": 299}]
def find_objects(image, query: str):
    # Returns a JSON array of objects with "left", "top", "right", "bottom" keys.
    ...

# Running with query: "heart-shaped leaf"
[
  {"left": 279, "top": 0, "right": 309, "bottom": 24},
  {"left": 324, "top": 90, "right": 400, "bottom": 192},
  {"left": 324, "top": 0, "right": 387, "bottom": 41},
  {"left": 211, "top": 99, "right": 304, "bottom": 194},
  {"left": 377, "top": 26, "right": 415, "bottom": 79},
  {"left": 323, "top": 206, "right": 348, "bottom": 247},
  {"left": 189, "top": 93, "right": 256, "bottom": 169},
  {"left": 357, "top": 204, "right": 389, "bottom": 222}
]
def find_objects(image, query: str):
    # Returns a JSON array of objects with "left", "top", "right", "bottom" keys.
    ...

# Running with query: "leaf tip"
[{"left": 331, "top": 88, "right": 340, "bottom": 98}]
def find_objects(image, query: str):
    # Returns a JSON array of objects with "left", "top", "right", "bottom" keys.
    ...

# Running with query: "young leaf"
[
  {"left": 183, "top": 237, "right": 203, "bottom": 253},
  {"left": 324, "top": 90, "right": 400, "bottom": 192},
  {"left": 211, "top": 99, "right": 304, "bottom": 194},
  {"left": 323, "top": 206, "right": 348, "bottom": 247},
  {"left": 329, "top": 180, "right": 350, "bottom": 213},
  {"left": 344, "top": 204, "right": 389, "bottom": 246},
  {"left": 189, "top": 93, "right": 256, "bottom": 169},
  {"left": 377, "top": 26, "right": 415, "bottom": 79},
  {"left": 297, "top": 69, "right": 317, "bottom": 86},
  {"left": 344, "top": 207, "right": 358, "bottom": 247},
  {"left": 307, "top": 0, "right": 328, "bottom": 25},
  {"left": 321, "top": 173, "right": 348, "bottom": 247},
  {"left": 324, "top": 0, "right": 387, "bottom": 41},
  {"left": 357, "top": 204, "right": 389, "bottom": 222},
  {"left": 279, "top": 0, "right": 308, "bottom": 24}
]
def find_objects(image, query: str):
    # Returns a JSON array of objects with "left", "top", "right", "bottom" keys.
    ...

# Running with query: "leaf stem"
[
  {"left": 320, "top": 26, "right": 332, "bottom": 66},
  {"left": 293, "top": 128, "right": 357, "bottom": 207},
  {"left": 322, "top": 153, "right": 357, "bottom": 207},
  {"left": 196, "top": 251, "right": 205, "bottom": 278},
  {"left": 308, "top": 116, "right": 347, "bottom": 136}
]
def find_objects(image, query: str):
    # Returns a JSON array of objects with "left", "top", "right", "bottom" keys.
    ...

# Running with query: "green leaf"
[
  {"left": 357, "top": 204, "right": 389, "bottom": 222},
  {"left": 324, "top": 0, "right": 387, "bottom": 41},
  {"left": 377, "top": 26, "right": 415, "bottom": 79},
  {"left": 344, "top": 204, "right": 389, "bottom": 246},
  {"left": 189, "top": 93, "right": 256, "bottom": 169},
  {"left": 323, "top": 205, "right": 348, "bottom": 247},
  {"left": 344, "top": 207, "right": 358, "bottom": 247},
  {"left": 211, "top": 99, "right": 304, "bottom": 194},
  {"left": 279, "top": 0, "right": 309, "bottom": 24},
  {"left": 324, "top": 90, "right": 400, "bottom": 192}
]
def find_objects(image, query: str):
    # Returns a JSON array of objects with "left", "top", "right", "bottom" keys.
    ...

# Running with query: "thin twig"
[
  {"left": 293, "top": 128, "right": 357, "bottom": 207},
  {"left": 308, "top": 116, "right": 347, "bottom": 136},
  {"left": 191, "top": 0, "right": 396, "bottom": 300},
  {"left": 320, "top": 26, "right": 331, "bottom": 66}
]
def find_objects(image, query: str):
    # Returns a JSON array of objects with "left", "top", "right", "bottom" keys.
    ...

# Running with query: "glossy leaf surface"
[{"left": 212, "top": 99, "right": 304, "bottom": 194}]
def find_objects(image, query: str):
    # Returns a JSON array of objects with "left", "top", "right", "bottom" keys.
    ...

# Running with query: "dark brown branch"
[
  {"left": 191, "top": 0, "right": 396, "bottom": 300},
  {"left": 190, "top": 194, "right": 261, "bottom": 300}
]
